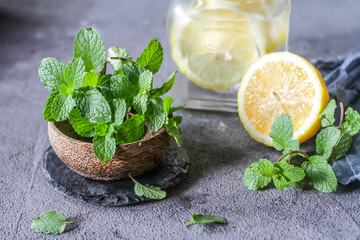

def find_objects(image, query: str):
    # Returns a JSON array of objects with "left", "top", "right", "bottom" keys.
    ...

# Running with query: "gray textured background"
[{"left": 1, "top": 0, "right": 360, "bottom": 239}]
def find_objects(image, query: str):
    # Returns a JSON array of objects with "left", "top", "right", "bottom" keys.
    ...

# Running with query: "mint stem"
[
  {"left": 126, "top": 111, "right": 134, "bottom": 117},
  {"left": 276, "top": 150, "right": 309, "bottom": 162},
  {"left": 338, "top": 102, "right": 344, "bottom": 129},
  {"left": 99, "top": 63, "right": 107, "bottom": 78}
]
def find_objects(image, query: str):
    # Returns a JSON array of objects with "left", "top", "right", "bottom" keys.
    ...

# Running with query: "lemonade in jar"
[{"left": 166, "top": 0, "right": 291, "bottom": 111}]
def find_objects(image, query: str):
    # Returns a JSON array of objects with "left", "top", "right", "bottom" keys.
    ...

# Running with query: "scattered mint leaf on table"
[
  {"left": 69, "top": 108, "right": 96, "bottom": 138},
  {"left": 136, "top": 39, "right": 163, "bottom": 74},
  {"left": 129, "top": 175, "right": 166, "bottom": 200},
  {"left": 31, "top": 211, "right": 73, "bottom": 235},
  {"left": 185, "top": 214, "right": 228, "bottom": 227},
  {"left": 38, "top": 57, "right": 65, "bottom": 91}
]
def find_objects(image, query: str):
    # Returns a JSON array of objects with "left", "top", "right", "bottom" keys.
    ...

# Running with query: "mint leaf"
[
  {"left": 110, "top": 75, "right": 137, "bottom": 105},
  {"left": 329, "top": 130, "right": 352, "bottom": 161},
  {"left": 122, "top": 63, "right": 146, "bottom": 86},
  {"left": 316, "top": 127, "right": 341, "bottom": 158},
  {"left": 139, "top": 70, "right": 153, "bottom": 92},
  {"left": 150, "top": 71, "right": 176, "bottom": 99},
  {"left": 76, "top": 88, "right": 111, "bottom": 123},
  {"left": 319, "top": 99, "right": 336, "bottom": 127},
  {"left": 272, "top": 174, "right": 289, "bottom": 190},
  {"left": 270, "top": 114, "right": 294, "bottom": 151},
  {"left": 166, "top": 118, "right": 182, "bottom": 147},
  {"left": 94, "top": 123, "right": 109, "bottom": 136},
  {"left": 31, "top": 211, "right": 73, "bottom": 235},
  {"left": 110, "top": 99, "right": 126, "bottom": 128},
  {"left": 163, "top": 97, "right": 173, "bottom": 115},
  {"left": 93, "top": 133, "right": 116, "bottom": 163},
  {"left": 288, "top": 181, "right": 304, "bottom": 190},
  {"left": 69, "top": 108, "right": 96, "bottom": 137},
  {"left": 243, "top": 162, "right": 272, "bottom": 190},
  {"left": 135, "top": 39, "right": 163, "bottom": 74},
  {"left": 107, "top": 46, "right": 132, "bottom": 74},
  {"left": 97, "top": 74, "right": 113, "bottom": 101},
  {"left": 258, "top": 159, "right": 275, "bottom": 177},
  {"left": 74, "top": 28, "right": 106, "bottom": 73},
  {"left": 43, "top": 92, "right": 75, "bottom": 122},
  {"left": 275, "top": 161, "right": 305, "bottom": 182},
  {"left": 133, "top": 93, "right": 148, "bottom": 115},
  {"left": 341, "top": 107, "right": 360, "bottom": 136},
  {"left": 302, "top": 155, "right": 337, "bottom": 193},
  {"left": 64, "top": 57, "right": 86, "bottom": 90},
  {"left": 186, "top": 214, "right": 228, "bottom": 227},
  {"left": 38, "top": 57, "right": 65, "bottom": 91},
  {"left": 129, "top": 175, "right": 166, "bottom": 200},
  {"left": 116, "top": 114, "right": 146, "bottom": 144},
  {"left": 169, "top": 105, "right": 185, "bottom": 115},
  {"left": 82, "top": 71, "right": 98, "bottom": 88},
  {"left": 145, "top": 98, "right": 166, "bottom": 132}
]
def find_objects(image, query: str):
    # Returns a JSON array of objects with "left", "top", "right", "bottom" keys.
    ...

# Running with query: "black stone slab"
[{"left": 41, "top": 142, "right": 190, "bottom": 206}]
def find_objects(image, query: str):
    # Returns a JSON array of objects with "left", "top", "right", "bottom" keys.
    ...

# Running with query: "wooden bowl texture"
[{"left": 48, "top": 121, "right": 173, "bottom": 181}]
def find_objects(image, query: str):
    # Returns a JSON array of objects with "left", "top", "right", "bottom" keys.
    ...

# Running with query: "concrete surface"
[{"left": 1, "top": 0, "right": 360, "bottom": 239}]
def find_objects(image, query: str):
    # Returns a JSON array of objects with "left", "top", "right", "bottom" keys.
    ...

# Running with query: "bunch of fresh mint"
[
  {"left": 244, "top": 99, "right": 360, "bottom": 193},
  {"left": 39, "top": 28, "right": 184, "bottom": 163}
]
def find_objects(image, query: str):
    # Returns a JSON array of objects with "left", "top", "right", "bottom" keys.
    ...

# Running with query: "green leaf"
[
  {"left": 145, "top": 98, "right": 166, "bottom": 132},
  {"left": 135, "top": 39, "right": 163, "bottom": 74},
  {"left": 59, "top": 84, "right": 73, "bottom": 95},
  {"left": 288, "top": 181, "right": 304, "bottom": 190},
  {"left": 38, "top": 57, "right": 65, "bottom": 91},
  {"left": 82, "top": 71, "right": 98, "bottom": 88},
  {"left": 107, "top": 46, "right": 132, "bottom": 74},
  {"left": 243, "top": 162, "right": 272, "bottom": 190},
  {"left": 116, "top": 114, "right": 146, "bottom": 144},
  {"left": 64, "top": 57, "right": 86, "bottom": 90},
  {"left": 301, "top": 155, "right": 337, "bottom": 193},
  {"left": 129, "top": 175, "right": 166, "bottom": 200},
  {"left": 94, "top": 123, "right": 109, "bottom": 136},
  {"left": 122, "top": 63, "right": 146, "bottom": 86},
  {"left": 169, "top": 105, "right": 185, "bottom": 115},
  {"left": 93, "top": 133, "right": 116, "bottom": 163},
  {"left": 110, "top": 99, "right": 126, "bottom": 128},
  {"left": 258, "top": 159, "right": 275, "bottom": 177},
  {"left": 163, "top": 96, "right": 173, "bottom": 115},
  {"left": 74, "top": 28, "right": 106, "bottom": 73},
  {"left": 281, "top": 139, "right": 300, "bottom": 161},
  {"left": 275, "top": 161, "right": 305, "bottom": 182},
  {"left": 272, "top": 174, "right": 289, "bottom": 190},
  {"left": 270, "top": 114, "right": 294, "bottom": 151},
  {"left": 110, "top": 75, "right": 137, "bottom": 105},
  {"left": 319, "top": 99, "right": 336, "bottom": 127},
  {"left": 133, "top": 93, "right": 148, "bottom": 115},
  {"left": 139, "top": 70, "right": 153, "bottom": 92},
  {"left": 150, "top": 71, "right": 177, "bottom": 99},
  {"left": 329, "top": 130, "right": 352, "bottom": 161},
  {"left": 316, "top": 127, "right": 341, "bottom": 158},
  {"left": 31, "top": 211, "right": 73, "bottom": 235},
  {"left": 69, "top": 108, "right": 96, "bottom": 137},
  {"left": 185, "top": 214, "right": 228, "bottom": 227},
  {"left": 76, "top": 88, "right": 112, "bottom": 123},
  {"left": 341, "top": 107, "right": 360, "bottom": 136},
  {"left": 97, "top": 74, "right": 113, "bottom": 101},
  {"left": 43, "top": 92, "right": 75, "bottom": 122},
  {"left": 166, "top": 124, "right": 182, "bottom": 146}
]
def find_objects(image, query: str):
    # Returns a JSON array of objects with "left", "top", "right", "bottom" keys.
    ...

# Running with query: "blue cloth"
[{"left": 313, "top": 46, "right": 360, "bottom": 185}]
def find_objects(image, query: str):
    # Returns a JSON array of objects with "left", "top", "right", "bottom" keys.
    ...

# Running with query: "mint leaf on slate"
[
  {"left": 163, "top": 96, "right": 173, "bottom": 115},
  {"left": 186, "top": 214, "right": 228, "bottom": 227},
  {"left": 272, "top": 174, "right": 289, "bottom": 190},
  {"left": 31, "top": 211, "right": 73, "bottom": 235},
  {"left": 116, "top": 114, "right": 146, "bottom": 144},
  {"left": 38, "top": 57, "right": 65, "bottom": 92},
  {"left": 139, "top": 70, "right": 153, "bottom": 92},
  {"left": 145, "top": 98, "right": 166, "bottom": 132},
  {"left": 110, "top": 99, "right": 126, "bottom": 128},
  {"left": 74, "top": 28, "right": 106, "bottom": 73},
  {"left": 243, "top": 162, "right": 272, "bottom": 190},
  {"left": 329, "top": 131, "right": 352, "bottom": 161},
  {"left": 129, "top": 175, "right": 166, "bottom": 200},
  {"left": 107, "top": 46, "right": 132, "bottom": 74},
  {"left": 258, "top": 159, "right": 275, "bottom": 177},
  {"left": 133, "top": 93, "right": 148, "bottom": 115},
  {"left": 76, "top": 88, "right": 111, "bottom": 123},
  {"left": 122, "top": 63, "right": 146, "bottom": 86},
  {"left": 94, "top": 123, "right": 109, "bottom": 136},
  {"left": 93, "top": 133, "right": 116, "bottom": 163},
  {"left": 110, "top": 75, "right": 137, "bottom": 105},
  {"left": 64, "top": 57, "right": 86, "bottom": 90},
  {"left": 341, "top": 107, "right": 360, "bottom": 136},
  {"left": 82, "top": 71, "right": 98, "bottom": 88},
  {"left": 316, "top": 127, "right": 341, "bottom": 159},
  {"left": 270, "top": 113, "right": 294, "bottom": 151},
  {"left": 151, "top": 71, "right": 177, "bottom": 99},
  {"left": 69, "top": 108, "right": 96, "bottom": 137},
  {"left": 302, "top": 155, "right": 337, "bottom": 193},
  {"left": 43, "top": 92, "right": 75, "bottom": 122},
  {"left": 136, "top": 39, "right": 163, "bottom": 74},
  {"left": 319, "top": 99, "right": 336, "bottom": 127}
]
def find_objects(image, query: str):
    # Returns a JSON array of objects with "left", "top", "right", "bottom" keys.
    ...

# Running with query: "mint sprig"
[
  {"left": 243, "top": 100, "right": 360, "bottom": 193},
  {"left": 39, "top": 28, "right": 184, "bottom": 163}
]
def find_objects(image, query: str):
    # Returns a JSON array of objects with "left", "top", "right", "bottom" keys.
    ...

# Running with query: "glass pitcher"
[{"left": 166, "top": 0, "right": 291, "bottom": 112}]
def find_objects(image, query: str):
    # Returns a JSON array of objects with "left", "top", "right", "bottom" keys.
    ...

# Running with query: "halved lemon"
[{"left": 238, "top": 52, "right": 329, "bottom": 146}]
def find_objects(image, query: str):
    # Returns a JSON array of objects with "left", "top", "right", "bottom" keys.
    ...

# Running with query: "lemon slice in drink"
[
  {"left": 238, "top": 52, "right": 329, "bottom": 146},
  {"left": 170, "top": 8, "right": 266, "bottom": 90}
]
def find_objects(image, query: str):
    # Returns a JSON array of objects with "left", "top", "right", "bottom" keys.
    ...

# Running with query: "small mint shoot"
[{"left": 185, "top": 214, "right": 228, "bottom": 228}]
